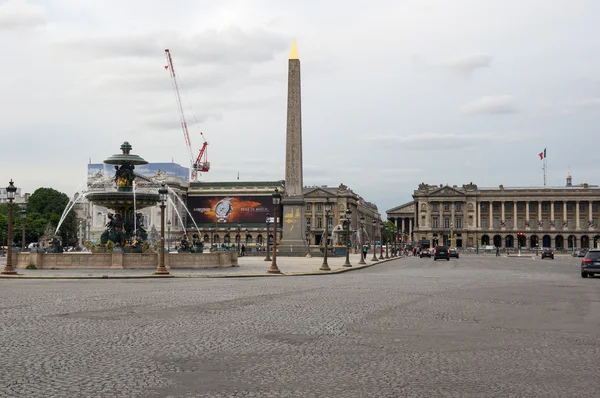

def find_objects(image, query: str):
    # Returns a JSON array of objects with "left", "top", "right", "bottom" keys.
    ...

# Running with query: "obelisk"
[{"left": 279, "top": 40, "right": 305, "bottom": 252}]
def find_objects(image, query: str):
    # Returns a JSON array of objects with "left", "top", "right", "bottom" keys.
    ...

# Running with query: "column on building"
[
  {"left": 451, "top": 202, "right": 456, "bottom": 229},
  {"left": 402, "top": 218, "right": 406, "bottom": 235},
  {"left": 576, "top": 200, "right": 580, "bottom": 230},
  {"left": 513, "top": 200, "right": 517, "bottom": 230},
  {"left": 525, "top": 201, "right": 530, "bottom": 228},
  {"left": 538, "top": 202, "right": 542, "bottom": 225},
  {"left": 563, "top": 201, "right": 567, "bottom": 225},
  {"left": 550, "top": 200, "right": 555, "bottom": 227},
  {"left": 589, "top": 201, "right": 594, "bottom": 227},
  {"left": 489, "top": 201, "right": 493, "bottom": 231},
  {"left": 409, "top": 218, "right": 413, "bottom": 239},
  {"left": 477, "top": 201, "right": 481, "bottom": 228}
]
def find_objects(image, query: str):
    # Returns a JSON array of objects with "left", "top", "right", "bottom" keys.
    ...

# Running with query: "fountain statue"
[{"left": 86, "top": 142, "right": 160, "bottom": 253}]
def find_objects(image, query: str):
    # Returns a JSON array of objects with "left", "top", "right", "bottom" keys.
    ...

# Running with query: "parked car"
[
  {"left": 541, "top": 248, "right": 554, "bottom": 259},
  {"left": 434, "top": 245, "right": 450, "bottom": 261},
  {"left": 420, "top": 249, "right": 431, "bottom": 258},
  {"left": 573, "top": 249, "right": 588, "bottom": 257},
  {"left": 449, "top": 248, "right": 459, "bottom": 258},
  {"left": 581, "top": 249, "right": 600, "bottom": 278}
]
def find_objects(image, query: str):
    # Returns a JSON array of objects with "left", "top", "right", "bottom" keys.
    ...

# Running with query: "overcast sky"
[{"left": 1, "top": 0, "right": 600, "bottom": 216}]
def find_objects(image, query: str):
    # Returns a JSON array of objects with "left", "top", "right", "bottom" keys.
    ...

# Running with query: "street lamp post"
[
  {"left": 86, "top": 216, "right": 91, "bottom": 243},
  {"left": 264, "top": 214, "right": 272, "bottom": 262},
  {"left": 476, "top": 233, "right": 479, "bottom": 254},
  {"left": 343, "top": 208, "right": 352, "bottom": 267},
  {"left": 20, "top": 208, "right": 26, "bottom": 250},
  {"left": 237, "top": 221, "right": 241, "bottom": 255},
  {"left": 154, "top": 184, "right": 169, "bottom": 275},
  {"left": 320, "top": 198, "right": 332, "bottom": 271},
  {"left": 167, "top": 220, "right": 171, "bottom": 252},
  {"left": 305, "top": 225, "right": 311, "bottom": 258},
  {"left": 384, "top": 225, "right": 390, "bottom": 259},
  {"left": 267, "top": 188, "right": 282, "bottom": 274},
  {"left": 358, "top": 215, "right": 366, "bottom": 265},
  {"left": 371, "top": 220, "right": 379, "bottom": 262},
  {"left": 379, "top": 222, "right": 385, "bottom": 260},
  {"left": 2, "top": 180, "right": 17, "bottom": 274}
]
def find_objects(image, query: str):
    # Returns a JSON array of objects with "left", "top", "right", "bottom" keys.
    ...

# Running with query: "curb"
[{"left": 0, "top": 258, "right": 399, "bottom": 280}]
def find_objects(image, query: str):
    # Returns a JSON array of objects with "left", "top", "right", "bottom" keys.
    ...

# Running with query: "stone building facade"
[
  {"left": 410, "top": 180, "right": 600, "bottom": 250},
  {"left": 386, "top": 201, "right": 416, "bottom": 244},
  {"left": 187, "top": 181, "right": 381, "bottom": 252},
  {"left": 304, "top": 184, "right": 381, "bottom": 248}
]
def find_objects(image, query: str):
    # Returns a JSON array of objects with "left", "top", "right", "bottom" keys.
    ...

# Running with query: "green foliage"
[
  {"left": 0, "top": 188, "right": 79, "bottom": 247},
  {"left": 25, "top": 264, "right": 37, "bottom": 270}
]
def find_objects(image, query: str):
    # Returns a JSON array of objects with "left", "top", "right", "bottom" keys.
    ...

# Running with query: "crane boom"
[{"left": 164, "top": 48, "right": 206, "bottom": 180}]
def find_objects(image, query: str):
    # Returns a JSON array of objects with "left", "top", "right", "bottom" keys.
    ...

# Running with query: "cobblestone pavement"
[{"left": 1, "top": 255, "right": 599, "bottom": 397}]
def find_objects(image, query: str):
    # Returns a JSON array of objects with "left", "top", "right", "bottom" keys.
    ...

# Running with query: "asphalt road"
[{"left": 1, "top": 254, "right": 598, "bottom": 397}]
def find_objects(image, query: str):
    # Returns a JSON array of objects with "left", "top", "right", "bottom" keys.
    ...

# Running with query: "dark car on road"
[
  {"left": 449, "top": 248, "right": 459, "bottom": 258},
  {"left": 420, "top": 249, "right": 431, "bottom": 258},
  {"left": 573, "top": 249, "right": 588, "bottom": 257},
  {"left": 541, "top": 248, "right": 554, "bottom": 260},
  {"left": 433, "top": 246, "right": 450, "bottom": 261},
  {"left": 581, "top": 249, "right": 600, "bottom": 278}
]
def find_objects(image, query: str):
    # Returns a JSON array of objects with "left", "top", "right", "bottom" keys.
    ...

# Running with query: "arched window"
[
  {"left": 214, "top": 235, "right": 220, "bottom": 244},
  {"left": 257, "top": 235, "right": 263, "bottom": 245},
  {"left": 203, "top": 234, "right": 209, "bottom": 243},
  {"left": 246, "top": 235, "right": 253, "bottom": 244}
]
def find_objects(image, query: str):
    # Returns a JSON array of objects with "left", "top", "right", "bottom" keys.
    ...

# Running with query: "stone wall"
[{"left": 14, "top": 252, "right": 237, "bottom": 270}]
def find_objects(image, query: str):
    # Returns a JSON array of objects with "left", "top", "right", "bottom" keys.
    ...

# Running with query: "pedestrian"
[
  {"left": 241, "top": 244, "right": 246, "bottom": 256},
  {"left": 362, "top": 245, "right": 368, "bottom": 259},
  {"left": 496, "top": 246, "right": 500, "bottom": 257}
]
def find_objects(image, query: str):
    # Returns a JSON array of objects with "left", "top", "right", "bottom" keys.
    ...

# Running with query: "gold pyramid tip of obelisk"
[{"left": 289, "top": 40, "right": 299, "bottom": 60}]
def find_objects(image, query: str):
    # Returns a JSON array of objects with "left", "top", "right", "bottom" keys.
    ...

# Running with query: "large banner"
[{"left": 188, "top": 196, "right": 282, "bottom": 223}]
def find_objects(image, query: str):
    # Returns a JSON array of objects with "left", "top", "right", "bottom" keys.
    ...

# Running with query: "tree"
[{"left": 23, "top": 188, "right": 78, "bottom": 246}]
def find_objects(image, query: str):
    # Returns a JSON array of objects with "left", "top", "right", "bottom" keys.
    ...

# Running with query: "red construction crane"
[{"left": 164, "top": 49, "right": 210, "bottom": 180}]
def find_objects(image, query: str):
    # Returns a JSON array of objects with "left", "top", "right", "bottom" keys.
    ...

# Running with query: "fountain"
[
  {"left": 10, "top": 142, "right": 238, "bottom": 271},
  {"left": 85, "top": 142, "right": 159, "bottom": 253}
]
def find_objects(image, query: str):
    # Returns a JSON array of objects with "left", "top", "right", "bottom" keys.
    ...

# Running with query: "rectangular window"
[
  {"left": 482, "top": 217, "right": 488, "bottom": 228},
  {"left": 517, "top": 203, "right": 524, "bottom": 211},
  {"left": 433, "top": 217, "right": 439, "bottom": 228},
  {"left": 444, "top": 203, "right": 450, "bottom": 211},
  {"left": 306, "top": 203, "right": 312, "bottom": 211},
  {"left": 316, "top": 203, "right": 322, "bottom": 211},
  {"left": 493, "top": 217, "right": 500, "bottom": 229},
  {"left": 529, "top": 203, "right": 536, "bottom": 212},
  {"left": 317, "top": 217, "right": 322, "bottom": 228},
  {"left": 306, "top": 218, "right": 311, "bottom": 228},
  {"left": 593, "top": 203, "right": 598, "bottom": 211},
  {"left": 327, "top": 218, "right": 333, "bottom": 229},
  {"left": 444, "top": 217, "right": 450, "bottom": 228},
  {"left": 542, "top": 203, "right": 549, "bottom": 211},
  {"left": 493, "top": 204, "right": 499, "bottom": 211},
  {"left": 433, "top": 203, "right": 439, "bottom": 211},
  {"left": 455, "top": 202, "right": 462, "bottom": 211},
  {"left": 505, "top": 202, "right": 512, "bottom": 211},
  {"left": 481, "top": 203, "right": 487, "bottom": 211},
  {"left": 580, "top": 202, "right": 586, "bottom": 211},
  {"left": 567, "top": 203, "right": 573, "bottom": 211},
  {"left": 456, "top": 217, "right": 462, "bottom": 229},
  {"left": 554, "top": 202, "right": 561, "bottom": 211}
]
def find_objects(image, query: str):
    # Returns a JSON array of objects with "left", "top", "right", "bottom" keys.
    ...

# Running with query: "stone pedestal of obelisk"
[{"left": 279, "top": 40, "right": 306, "bottom": 253}]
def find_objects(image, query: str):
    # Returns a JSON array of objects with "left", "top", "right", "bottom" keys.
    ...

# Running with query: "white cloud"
[
  {"left": 438, "top": 53, "right": 493, "bottom": 77},
  {"left": 573, "top": 98, "right": 600, "bottom": 108},
  {"left": 460, "top": 95, "right": 519, "bottom": 115},
  {"left": 0, "top": 0, "right": 46, "bottom": 30}
]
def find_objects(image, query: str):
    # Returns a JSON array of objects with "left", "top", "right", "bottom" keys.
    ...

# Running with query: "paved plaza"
[{"left": 1, "top": 254, "right": 599, "bottom": 397}]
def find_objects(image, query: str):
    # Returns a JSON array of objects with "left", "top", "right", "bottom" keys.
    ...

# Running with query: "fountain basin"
[{"left": 86, "top": 191, "right": 159, "bottom": 211}]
